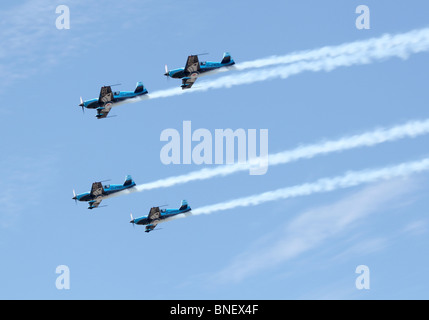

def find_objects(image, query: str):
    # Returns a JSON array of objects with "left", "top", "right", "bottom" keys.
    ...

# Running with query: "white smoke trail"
[
  {"left": 117, "top": 27, "right": 429, "bottom": 104},
  {"left": 129, "top": 118, "right": 429, "bottom": 192},
  {"left": 233, "top": 27, "right": 429, "bottom": 71},
  {"left": 188, "top": 157, "right": 429, "bottom": 216}
]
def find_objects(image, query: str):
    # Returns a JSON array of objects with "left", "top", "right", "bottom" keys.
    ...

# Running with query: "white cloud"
[
  {"left": 402, "top": 220, "right": 428, "bottom": 236},
  {"left": 331, "top": 237, "right": 389, "bottom": 263},
  {"left": 213, "top": 179, "right": 416, "bottom": 283},
  {"left": 0, "top": 154, "right": 58, "bottom": 228},
  {"left": 0, "top": 0, "right": 75, "bottom": 85},
  {"left": 0, "top": 0, "right": 149, "bottom": 88}
]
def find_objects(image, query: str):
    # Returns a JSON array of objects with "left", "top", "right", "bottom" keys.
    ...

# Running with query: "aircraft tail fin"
[
  {"left": 179, "top": 200, "right": 189, "bottom": 211},
  {"left": 221, "top": 52, "right": 233, "bottom": 64},
  {"left": 123, "top": 175, "right": 135, "bottom": 187},
  {"left": 134, "top": 82, "right": 146, "bottom": 93}
]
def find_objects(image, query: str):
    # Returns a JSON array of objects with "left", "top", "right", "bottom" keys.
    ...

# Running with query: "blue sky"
[{"left": 1, "top": 0, "right": 429, "bottom": 299}]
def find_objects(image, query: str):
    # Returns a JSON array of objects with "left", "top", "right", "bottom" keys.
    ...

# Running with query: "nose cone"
[
  {"left": 72, "top": 196, "right": 77, "bottom": 200},
  {"left": 79, "top": 103, "right": 84, "bottom": 107}
]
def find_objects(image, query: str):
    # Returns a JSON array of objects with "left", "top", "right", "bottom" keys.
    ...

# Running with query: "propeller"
[
  {"left": 79, "top": 97, "right": 85, "bottom": 114},
  {"left": 72, "top": 190, "right": 77, "bottom": 205},
  {"left": 130, "top": 213, "right": 135, "bottom": 228},
  {"left": 164, "top": 64, "right": 169, "bottom": 77}
]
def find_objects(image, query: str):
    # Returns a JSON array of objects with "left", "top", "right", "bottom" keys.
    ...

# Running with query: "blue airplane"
[
  {"left": 72, "top": 175, "right": 136, "bottom": 209},
  {"left": 78, "top": 82, "right": 148, "bottom": 119},
  {"left": 164, "top": 52, "right": 235, "bottom": 89},
  {"left": 130, "top": 200, "right": 191, "bottom": 233}
]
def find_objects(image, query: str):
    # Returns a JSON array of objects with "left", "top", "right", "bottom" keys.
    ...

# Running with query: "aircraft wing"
[
  {"left": 90, "top": 182, "right": 104, "bottom": 197},
  {"left": 96, "top": 86, "right": 114, "bottom": 118},
  {"left": 181, "top": 77, "right": 197, "bottom": 90},
  {"left": 145, "top": 207, "right": 161, "bottom": 231},
  {"left": 96, "top": 104, "right": 112, "bottom": 119},
  {"left": 145, "top": 223, "right": 158, "bottom": 233},
  {"left": 148, "top": 207, "right": 161, "bottom": 220},
  {"left": 99, "top": 86, "right": 114, "bottom": 104},
  {"left": 88, "top": 197, "right": 102, "bottom": 209},
  {"left": 185, "top": 55, "right": 200, "bottom": 74}
]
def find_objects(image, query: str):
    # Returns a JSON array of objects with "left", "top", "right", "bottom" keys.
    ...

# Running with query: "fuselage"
[
  {"left": 167, "top": 60, "right": 235, "bottom": 79},
  {"left": 74, "top": 182, "right": 136, "bottom": 202},
  {"left": 133, "top": 207, "right": 192, "bottom": 226},
  {"left": 82, "top": 89, "right": 148, "bottom": 109}
]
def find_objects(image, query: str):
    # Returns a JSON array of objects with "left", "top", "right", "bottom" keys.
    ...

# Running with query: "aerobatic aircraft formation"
[
  {"left": 74, "top": 52, "right": 235, "bottom": 232},
  {"left": 78, "top": 52, "right": 234, "bottom": 119}
]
